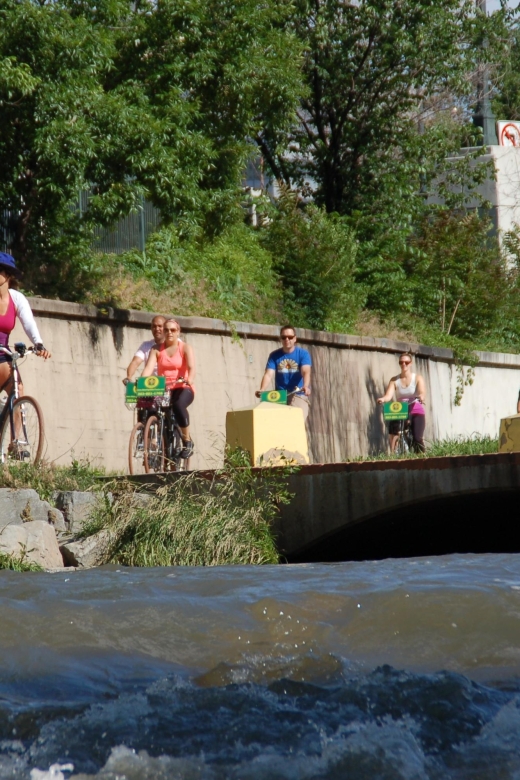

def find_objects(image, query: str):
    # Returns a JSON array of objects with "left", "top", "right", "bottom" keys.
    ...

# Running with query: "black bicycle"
[
  {"left": 128, "top": 397, "right": 159, "bottom": 475},
  {"left": 143, "top": 401, "right": 188, "bottom": 473},
  {"left": 0, "top": 343, "right": 44, "bottom": 465},
  {"left": 381, "top": 400, "right": 414, "bottom": 456},
  {"left": 393, "top": 417, "right": 414, "bottom": 456}
]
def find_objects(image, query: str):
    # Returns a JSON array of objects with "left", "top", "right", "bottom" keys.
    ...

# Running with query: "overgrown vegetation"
[
  {"left": 0, "top": 459, "right": 107, "bottom": 502},
  {"left": 2, "top": 0, "right": 520, "bottom": 356},
  {"left": 348, "top": 434, "right": 499, "bottom": 462},
  {"left": 82, "top": 450, "right": 293, "bottom": 566},
  {"left": 86, "top": 220, "right": 283, "bottom": 325}
]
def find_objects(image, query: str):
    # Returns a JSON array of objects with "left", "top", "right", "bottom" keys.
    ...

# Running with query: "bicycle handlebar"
[
  {"left": 0, "top": 343, "right": 40, "bottom": 359},
  {"left": 256, "top": 387, "right": 308, "bottom": 398}
]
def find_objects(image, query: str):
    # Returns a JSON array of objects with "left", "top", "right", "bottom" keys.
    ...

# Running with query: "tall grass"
[
  {"left": 349, "top": 434, "right": 498, "bottom": 462},
  {"left": 425, "top": 434, "right": 498, "bottom": 457},
  {"left": 83, "top": 452, "right": 293, "bottom": 566},
  {"left": 0, "top": 551, "right": 43, "bottom": 572},
  {"left": 0, "top": 459, "right": 111, "bottom": 502}
]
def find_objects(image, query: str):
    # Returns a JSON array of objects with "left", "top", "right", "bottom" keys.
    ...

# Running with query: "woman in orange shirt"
[{"left": 142, "top": 319, "right": 195, "bottom": 458}]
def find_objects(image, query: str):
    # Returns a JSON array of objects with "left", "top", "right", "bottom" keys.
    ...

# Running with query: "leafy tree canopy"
[
  {"left": 259, "top": 0, "right": 504, "bottom": 234},
  {"left": 0, "top": 0, "right": 303, "bottom": 292}
]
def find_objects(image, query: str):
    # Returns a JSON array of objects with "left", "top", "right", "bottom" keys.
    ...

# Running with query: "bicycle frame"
[
  {"left": 0, "top": 343, "right": 45, "bottom": 465},
  {"left": 394, "top": 418, "right": 413, "bottom": 454},
  {"left": 0, "top": 345, "right": 26, "bottom": 442},
  {"left": 156, "top": 406, "right": 183, "bottom": 463}
]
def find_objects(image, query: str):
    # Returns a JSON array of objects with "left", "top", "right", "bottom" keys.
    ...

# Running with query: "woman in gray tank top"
[{"left": 377, "top": 352, "right": 426, "bottom": 452}]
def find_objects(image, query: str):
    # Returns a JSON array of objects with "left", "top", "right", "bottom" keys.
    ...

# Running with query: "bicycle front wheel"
[
  {"left": 144, "top": 415, "right": 165, "bottom": 473},
  {"left": 128, "top": 421, "right": 146, "bottom": 475},
  {"left": 0, "top": 396, "right": 44, "bottom": 465},
  {"left": 166, "top": 423, "right": 186, "bottom": 472},
  {"left": 395, "top": 431, "right": 409, "bottom": 457}
]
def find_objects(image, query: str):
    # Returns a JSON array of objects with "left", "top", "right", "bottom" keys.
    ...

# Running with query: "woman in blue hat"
[{"left": 0, "top": 252, "right": 50, "bottom": 394}]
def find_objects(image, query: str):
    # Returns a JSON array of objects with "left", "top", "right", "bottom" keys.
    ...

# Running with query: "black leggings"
[{"left": 170, "top": 387, "right": 194, "bottom": 429}]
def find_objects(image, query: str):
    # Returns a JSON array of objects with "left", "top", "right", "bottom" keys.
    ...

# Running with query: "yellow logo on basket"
[
  {"left": 267, "top": 390, "right": 281, "bottom": 402},
  {"left": 390, "top": 401, "right": 403, "bottom": 413},
  {"left": 144, "top": 376, "right": 160, "bottom": 389}
]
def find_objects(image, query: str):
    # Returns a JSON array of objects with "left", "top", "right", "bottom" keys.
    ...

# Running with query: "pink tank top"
[
  {"left": 157, "top": 342, "right": 190, "bottom": 389},
  {"left": 0, "top": 294, "right": 16, "bottom": 347}
]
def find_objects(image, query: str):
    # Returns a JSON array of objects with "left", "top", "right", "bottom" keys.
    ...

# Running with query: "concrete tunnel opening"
[{"left": 285, "top": 489, "right": 520, "bottom": 563}]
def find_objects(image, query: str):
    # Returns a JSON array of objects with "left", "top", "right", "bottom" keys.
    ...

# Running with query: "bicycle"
[
  {"left": 142, "top": 380, "right": 191, "bottom": 473},
  {"left": 393, "top": 417, "right": 414, "bottom": 456},
  {"left": 0, "top": 343, "right": 44, "bottom": 465},
  {"left": 381, "top": 400, "right": 413, "bottom": 456},
  {"left": 127, "top": 396, "right": 159, "bottom": 475}
]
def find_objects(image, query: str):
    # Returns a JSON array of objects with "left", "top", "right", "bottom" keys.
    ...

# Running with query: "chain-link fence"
[{"left": 1, "top": 192, "right": 162, "bottom": 255}]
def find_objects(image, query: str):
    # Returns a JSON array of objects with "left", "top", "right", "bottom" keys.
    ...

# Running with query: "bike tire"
[
  {"left": 0, "top": 396, "right": 44, "bottom": 465},
  {"left": 143, "top": 415, "right": 165, "bottom": 473},
  {"left": 128, "top": 421, "right": 146, "bottom": 475},
  {"left": 395, "top": 432, "right": 409, "bottom": 457}
]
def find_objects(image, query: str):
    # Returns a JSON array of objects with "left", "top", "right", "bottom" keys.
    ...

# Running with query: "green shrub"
[
  {"left": 261, "top": 190, "right": 362, "bottom": 331},
  {"left": 83, "top": 451, "right": 293, "bottom": 566},
  {"left": 87, "top": 220, "right": 283, "bottom": 324}
]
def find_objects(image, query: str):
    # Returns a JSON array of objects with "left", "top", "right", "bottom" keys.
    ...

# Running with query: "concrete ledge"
[
  {"left": 27, "top": 297, "right": 520, "bottom": 368},
  {"left": 278, "top": 451, "right": 516, "bottom": 474}
]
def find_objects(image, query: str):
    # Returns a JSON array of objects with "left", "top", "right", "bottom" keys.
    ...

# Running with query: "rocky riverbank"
[{"left": 0, "top": 488, "right": 100, "bottom": 570}]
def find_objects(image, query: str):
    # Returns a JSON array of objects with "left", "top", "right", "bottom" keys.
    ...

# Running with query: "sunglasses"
[
  {"left": 399, "top": 360, "right": 411, "bottom": 365},
  {"left": 164, "top": 328, "right": 179, "bottom": 333},
  {"left": 281, "top": 335, "right": 295, "bottom": 340}
]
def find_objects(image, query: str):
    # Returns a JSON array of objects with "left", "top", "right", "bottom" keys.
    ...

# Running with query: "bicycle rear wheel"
[
  {"left": 0, "top": 396, "right": 44, "bottom": 465},
  {"left": 143, "top": 415, "right": 165, "bottom": 473},
  {"left": 128, "top": 421, "right": 146, "bottom": 475}
]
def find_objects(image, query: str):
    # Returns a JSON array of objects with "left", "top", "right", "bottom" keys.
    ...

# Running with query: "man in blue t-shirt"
[{"left": 256, "top": 325, "right": 312, "bottom": 420}]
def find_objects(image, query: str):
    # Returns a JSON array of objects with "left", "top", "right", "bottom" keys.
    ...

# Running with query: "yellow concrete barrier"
[
  {"left": 498, "top": 414, "right": 520, "bottom": 452},
  {"left": 226, "top": 402, "right": 309, "bottom": 466}
]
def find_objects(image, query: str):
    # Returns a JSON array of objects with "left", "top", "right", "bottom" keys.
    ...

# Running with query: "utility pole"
[{"left": 473, "top": 0, "right": 498, "bottom": 145}]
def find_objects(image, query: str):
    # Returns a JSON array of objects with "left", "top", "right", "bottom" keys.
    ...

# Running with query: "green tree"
[
  {"left": 258, "top": 0, "right": 499, "bottom": 230},
  {"left": 0, "top": 0, "right": 302, "bottom": 295},
  {"left": 261, "top": 189, "right": 360, "bottom": 330},
  {"left": 404, "top": 211, "right": 508, "bottom": 341}
]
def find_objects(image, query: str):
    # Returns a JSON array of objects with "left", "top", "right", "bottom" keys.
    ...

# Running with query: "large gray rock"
[
  {"left": 60, "top": 530, "right": 111, "bottom": 569},
  {"left": 0, "top": 520, "right": 63, "bottom": 569},
  {"left": 53, "top": 491, "right": 99, "bottom": 534},
  {"left": 0, "top": 488, "right": 66, "bottom": 532}
]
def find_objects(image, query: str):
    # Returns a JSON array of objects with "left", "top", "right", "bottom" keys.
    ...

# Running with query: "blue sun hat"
[{"left": 0, "top": 252, "right": 22, "bottom": 278}]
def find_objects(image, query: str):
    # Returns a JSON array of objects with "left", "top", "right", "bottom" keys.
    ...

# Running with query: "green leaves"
[
  {"left": 261, "top": 189, "right": 362, "bottom": 331},
  {"left": 259, "top": 0, "right": 498, "bottom": 234},
  {"left": 0, "top": 0, "right": 303, "bottom": 291}
]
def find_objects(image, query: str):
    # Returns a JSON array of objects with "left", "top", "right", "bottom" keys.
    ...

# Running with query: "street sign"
[
  {"left": 136, "top": 376, "right": 167, "bottom": 397},
  {"left": 260, "top": 390, "right": 287, "bottom": 404},
  {"left": 383, "top": 401, "right": 409, "bottom": 420},
  {"left": 125, "top": 382, "right": 137, "bottom": 404}
]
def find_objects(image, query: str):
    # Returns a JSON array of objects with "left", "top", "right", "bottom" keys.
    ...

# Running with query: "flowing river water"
[{"left": 1, "top": 554, "right": 520, "bottom": 779}]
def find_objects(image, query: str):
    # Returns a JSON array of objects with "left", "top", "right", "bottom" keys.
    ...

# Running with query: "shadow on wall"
[
  {"left": 109, "top": 322, "right": 126, "bottom": 356},
  {"left": 307, "top": 346, "right": 337, "bottom": 463},
  {"left": 365, "top": 369, "right": 388, "bottom": 456}
]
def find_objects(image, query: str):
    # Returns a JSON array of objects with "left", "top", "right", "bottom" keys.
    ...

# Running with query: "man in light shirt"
[{"left": 124, "top": 315, "right": 166, "bottom": 383}]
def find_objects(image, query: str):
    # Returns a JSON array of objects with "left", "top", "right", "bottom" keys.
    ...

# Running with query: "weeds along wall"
[{"left": 13, "top": 299, "right": 520, "bottom": 471}]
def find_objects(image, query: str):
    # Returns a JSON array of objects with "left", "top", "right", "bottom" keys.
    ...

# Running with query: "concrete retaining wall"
[{"left": 10, "top": 299, "right": 520, "bottom": 471}]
